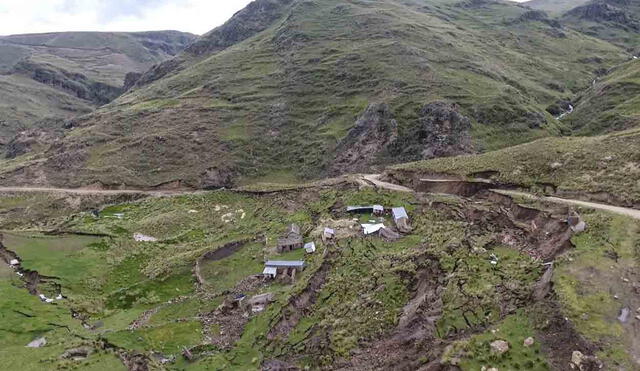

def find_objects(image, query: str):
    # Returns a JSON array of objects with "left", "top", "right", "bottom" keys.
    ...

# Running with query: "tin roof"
[
  {"left": 265, "top": 260, "right": 305, "bottom": 268},
  {"left": 278, "top": 235, "right": 303, "bottom": 245},
  {"left": 347, "top": 205, "right": 385, "bottom": 212},
  {"left": 304, "top": 242, "right": 316, "bottom": 252},
  {"left": 324, "top": 227, "right": 335, "bottom": 235},
  {"left": 263, "top": 266, "right": 278, "bottom": 276},
  {"left": 392, "top": 207, "right": 408, "bottom": 221},
  {"left": 362, "top": 223, "right": 385, "bottom": 235},
  {"left": 285, "top": 224, "right": 301, "bottom": 236}
]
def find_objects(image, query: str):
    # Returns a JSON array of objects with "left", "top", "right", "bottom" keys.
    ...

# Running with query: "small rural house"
[
  {"left": 323, "top": 227, "right": 335, "bottom": 242},
  {"left": 277, "top": 224, "right": 304, "bottom": 252},
  {"left": 392, "top": 207, "right": 411, "bottom": 232},
  {"left": 347, "top": 205, "right": 385, "bottom": 216},
  {"left": 362, "top": 223, "right": 385, "bottom": 235},
  {"left": 263, "top": 260, "right": 305, "bottom": 280},
  {"left": 304, "top": 242, "right": 316, "bottom": 253}
]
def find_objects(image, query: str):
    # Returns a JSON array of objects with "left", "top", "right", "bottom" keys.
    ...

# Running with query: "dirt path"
[
  {"left": 361, "top": 173, "right": 640, "bottom": 221},
  {"left": 492, "top": 189, "right": 640, "bottom": 221},
  {"left": 359, "top": 174, "right": 414, "bottom": 193},
  {"left": 0, "top": 186, "right": 197, "bottom": 196}
]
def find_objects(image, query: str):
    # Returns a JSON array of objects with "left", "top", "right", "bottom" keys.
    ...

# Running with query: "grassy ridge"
[
  {"left": 392, "top": 128, "right": 640, "bottom": 204},
  {"left": 0, "top": 186, "right": 547, "bottom": 369},
  {"left": 567, "top": 60, "right": 640, "bottom": 135},
  {"left": 1, "top": 0, "right": 627, "bottom": 188},
  {"left": 0, "top": 31, "right": 196, "bottom": 144}
]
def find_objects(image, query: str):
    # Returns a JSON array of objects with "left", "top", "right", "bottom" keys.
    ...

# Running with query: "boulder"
[
  {"left": 567, "top": 212, "right": 587, "bottom": 233},
  {"left": 60, "top": 347, "right": 91, "bottom": 360},
  {"left": 570, "top": 350, "right": 603, "bottom": 370},
  {"left": 618, "top": 307, "right": 630, "bottom": 323},
  {"left": 523, "top": 337, "right": 535, "bottom": 347},
  {"left": 533, "top": 265, "right": 554, "bottom": 301},
  {"left": 26, "top": 337, "right": 46, "bottom": 348},
  {"left": 490, "top": 340, "right": 509, "bottom": 355}
]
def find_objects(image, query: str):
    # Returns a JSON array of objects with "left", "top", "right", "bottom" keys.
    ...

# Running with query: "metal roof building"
[
  {"left": 265, "top": 260, "right": 306, "bottom": 268},
  {"left": 392, "top": 207, "right": 408, "bottom": 221},
  {"left": 304, "top": 242, "right": 316, "bottom": 253},
  {"left": 347, "top": 205, "right": 385, "bottom": 213}
]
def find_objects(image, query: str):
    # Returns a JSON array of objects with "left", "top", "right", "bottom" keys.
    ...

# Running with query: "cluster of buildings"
[{"left": 260, "top": 205, "right": 410, "bottom": 281}]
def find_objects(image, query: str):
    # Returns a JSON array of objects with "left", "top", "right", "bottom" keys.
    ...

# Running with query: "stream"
[{"left": 556, "top": 104, "right": 574, "bottom": 120}]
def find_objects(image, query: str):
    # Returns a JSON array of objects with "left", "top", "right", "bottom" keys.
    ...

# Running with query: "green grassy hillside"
[
  {"left": 1, "top": 180, "right": 637, "bottom": 369},
  {"left": 524, "top": 0, "right": 591, "bottom": 15},
  {"left": 566, "top": 59, "right": 640, "bottom": 134},
  {"left": 0, "top": 0, "right": 627, "bottom": 188},
  {"left": 561, "top": 0, "right": 640, "bottom": 50},
  {"left": 389, "top": 127, "right": 640, "bottom": 205},
  {"left": 0, "top": 31, "right": 196, "bottom": 146}
]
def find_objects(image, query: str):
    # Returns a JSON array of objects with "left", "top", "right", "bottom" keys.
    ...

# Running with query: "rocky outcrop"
[
  {"left": 200, "top": 167, "right": 237, "bottom": 189},
  {"left": 389, "top": 102, "right": 473, "bottom": 162},
  {"left": 513, "top": 10, "right": 562, "bottom": 28},
  {"left": 123, "top": 72, "right": 142, "bottom": 91},
  {"left": 129, "top": 30, "right": 196, "bottom": 57},
  {"left": 331, "top": 103, "right": 398, "bottom": 174},
  {"left": 5, "top": 129, "right": 59, "bottom": 159},
  {"left": 566, "top": 1, "right": 639, "bottom": 30},
  {"left": 455, "top": 0, "right": 499, "bottom": 9},
  {"left": 12, "top": 61, "right": 123, "bottom": 105},
  {"left": 189, "top": 0, "right": 294, "bottom": 56}
]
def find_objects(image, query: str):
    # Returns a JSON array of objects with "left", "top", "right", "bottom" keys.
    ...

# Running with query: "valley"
[
  {"left": 0, "top": 171, "right": 638, "bottom": 370},
  {"left": 0, "top": 0, "right": 639, "bottom": 369}
]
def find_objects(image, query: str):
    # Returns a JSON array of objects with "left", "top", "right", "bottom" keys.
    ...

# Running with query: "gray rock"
[
  {"left": 26, "top": 337, "right": 46, "bottom": 348},
  {"left": 618, "top": 307, "right": 630, "bottom": 323},
  {"left": 490, "top": 340, "right": 509, "bottom": 355},
  {"left": 523, "top": 336, "right": 535, "bottom": 347}
]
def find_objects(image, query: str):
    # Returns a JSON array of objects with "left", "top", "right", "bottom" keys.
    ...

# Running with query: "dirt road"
[
  {"left": 2, "top": 178, "right": 639, "bottom": 221},
  {"left": 0, "top": 186, "right": 197, "bottom": 196},
  {"left": 492, "top": 190, "right": 640, "bottom": 221},
  {"left": 360, "top": 174, "right": 414, "bottom": 193},
  {"left": 359, "top": 174, "right": 640, "bottom": 221}
]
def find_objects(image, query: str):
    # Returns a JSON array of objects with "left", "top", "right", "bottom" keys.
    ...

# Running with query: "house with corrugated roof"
[
  {"left": 347, "top": 205, "right": 385, "bottom": 216},
  {"left": 304, "top": 242, "right": 316, "bottom": 253},
  {"left": 277, "top": 224, "right": 303, "bottom": 252},
  {"left": 392, "top": 207, "right": 411, "bottom": 232},
  {"left": 263, "top": 260, "right": 305, "bottom": 280}
]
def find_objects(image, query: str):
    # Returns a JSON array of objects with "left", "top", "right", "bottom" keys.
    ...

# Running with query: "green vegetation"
[
  {"left": 526, "top": 0, "right": 591, "bottom": 15},
  {"left": 1, "top": 0, "right": 629, "bottom": 188},
  {"left": 392, "top": 128, "right": 640, "bottom": 204},
  {"left": 554, "top": 211, "right": 640, "bottom": 369},
  {"left": 568, "top": 60, "right": 640, "bottom": 135},
  {"left": 444, "top": 312, "right": 548, "bottom": 370},
  {"left": 437, "top": 246, "right": 541, "bottom": 337},
  {"left": 0, "top": 31, "right": 195, "bottom": 144},
  {"left": 2, "top": 174, "right": 640, "bottom": 370}
]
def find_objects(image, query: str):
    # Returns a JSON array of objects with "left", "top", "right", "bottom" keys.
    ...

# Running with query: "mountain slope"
[
  {"left": 0, "top": 0, "right": 628, "bottom": 189},
  {"left": 561, "top": 0, "right": 640, "bottom": 50},
  {"left": 566, "top": 58, "right": 640, "bottom": 134},
  {"left": 387, "top": 127, "right": 640, "bottom": 206},
  {"left": 0, "top": 31, "right": 196, "bottom": 145},
  {"left": 524, "top": 0, "right": 591, "bottom": 15}
]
